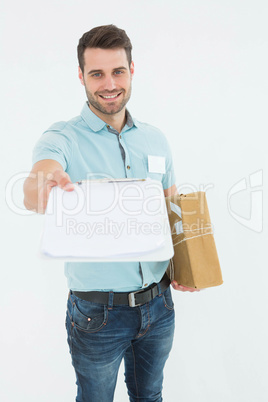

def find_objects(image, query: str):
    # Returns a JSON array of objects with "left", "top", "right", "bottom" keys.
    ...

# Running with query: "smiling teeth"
[{"left": 102, "top": 94, "right": 119, "bottom": 99}]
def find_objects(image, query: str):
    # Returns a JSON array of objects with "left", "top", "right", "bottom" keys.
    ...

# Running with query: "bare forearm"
[{"left": 164, "top": 183, "right": 177, "bottom": 197}]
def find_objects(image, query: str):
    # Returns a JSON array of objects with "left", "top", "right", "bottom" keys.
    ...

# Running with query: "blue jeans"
[{"left": 66, "top": 286, "right": 175, "bottom": 402}]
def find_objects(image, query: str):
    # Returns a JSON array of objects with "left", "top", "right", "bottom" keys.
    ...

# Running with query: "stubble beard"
[{"left": 85, "top": 84, "right": 132, "bottom": 116}]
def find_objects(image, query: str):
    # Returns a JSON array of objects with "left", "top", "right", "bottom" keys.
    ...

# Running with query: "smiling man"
[
  {"left": 24, "top": 25, "right": 198, "bottom": 402},
  {"left": 80, "top": 47, "right": 133, "bottom": 127}
]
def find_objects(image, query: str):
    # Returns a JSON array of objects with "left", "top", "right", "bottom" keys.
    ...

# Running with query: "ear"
[
  {"left": 78, "top": 66, "right": 85, "bottom": 86},
  {"left": 130, "top": 61, "right": 134, "bottom": 78}
]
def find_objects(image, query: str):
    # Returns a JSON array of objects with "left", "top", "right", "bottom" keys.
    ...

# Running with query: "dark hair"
[{"left": 77, "top": 24, "right": 132, "bottom": 73}]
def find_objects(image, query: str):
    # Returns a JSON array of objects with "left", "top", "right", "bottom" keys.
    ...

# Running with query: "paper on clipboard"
[{"left": 41, "top": 178, "right": 174, "bottom": 261}]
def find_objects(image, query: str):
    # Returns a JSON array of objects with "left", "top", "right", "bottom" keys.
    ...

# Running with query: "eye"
[
  {"left": 92, "top": 73, "right": 101, "bottom": 77},
  {"left": 114, "top": 70, "right": 123, "bottom": 75}
]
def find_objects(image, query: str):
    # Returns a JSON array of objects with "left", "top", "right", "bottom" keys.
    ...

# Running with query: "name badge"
[{"left": 148, "top": 155, "right": 166, "bottom": 174}]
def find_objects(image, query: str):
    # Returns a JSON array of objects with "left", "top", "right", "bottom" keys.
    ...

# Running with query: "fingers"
[
  {"left": 48, "top": 170, "right": 74, "bottom": 191},
  {"left": 38, "top": 170, "right": 74, "bottom": 213},
  {"left": 171, "top": 280, "right": 200, "bottom": 292}
]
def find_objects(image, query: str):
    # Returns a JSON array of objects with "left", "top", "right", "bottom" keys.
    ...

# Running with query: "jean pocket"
[
  {"left": 162, "top": 287, "right": 174, "bottom": 310},
  {"left": 72, "top": 298, "right": 108, "bottom": 333}
]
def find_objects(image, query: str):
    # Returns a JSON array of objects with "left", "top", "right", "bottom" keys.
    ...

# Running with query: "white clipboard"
[{"left": 40, "top": 178, "right": 174, "bottom": 262}]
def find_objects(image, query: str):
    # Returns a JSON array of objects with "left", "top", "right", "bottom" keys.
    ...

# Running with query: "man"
[{"left": 24, "top": 25, "right": 198, "bottom": 402}]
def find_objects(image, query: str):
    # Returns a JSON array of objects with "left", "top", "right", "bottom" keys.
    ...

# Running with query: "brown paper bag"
[{"left": 165, "top": 192, "right": 223, "bottom": 289}]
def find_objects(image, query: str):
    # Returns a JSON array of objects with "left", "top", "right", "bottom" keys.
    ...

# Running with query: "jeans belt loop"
[
  {"left": 108, "top": 291, "right": 114, "bottom": 310},
  {"left": 157, "top": 282, "right": 162, "bottom": 295},
  {"left": 152, "top": 284, "right": 159, "bottom": 299}
]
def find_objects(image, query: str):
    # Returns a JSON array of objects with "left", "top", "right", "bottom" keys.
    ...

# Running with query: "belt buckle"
[{"left": 128, "top": 290, "right": 143, "bottom": 307}]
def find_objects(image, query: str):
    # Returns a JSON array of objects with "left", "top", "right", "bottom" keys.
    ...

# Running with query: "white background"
[{"left": 1, "top": 0, "right": 268, "bottom": 401}]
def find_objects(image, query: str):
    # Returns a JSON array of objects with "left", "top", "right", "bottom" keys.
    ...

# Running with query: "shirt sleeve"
[{"left": 32, "top": 122, "right": 73, "bottom": 171}]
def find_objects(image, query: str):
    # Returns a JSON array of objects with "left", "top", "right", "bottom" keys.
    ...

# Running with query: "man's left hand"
[{"left": 171, "top": 281, "right": 200, "bottom": 292}]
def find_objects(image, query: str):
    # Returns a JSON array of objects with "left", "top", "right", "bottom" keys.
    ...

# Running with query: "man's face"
[{"left": 79, "top": 47, "right": 134, "bottom": 116}]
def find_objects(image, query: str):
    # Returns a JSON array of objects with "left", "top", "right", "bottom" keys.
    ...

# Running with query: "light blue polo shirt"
[{"left": 33, "top": 102, "right": 176, "bottom": 291}]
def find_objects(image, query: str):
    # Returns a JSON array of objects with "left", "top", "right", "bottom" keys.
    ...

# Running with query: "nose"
[{"left": 103, "top": 75, "right": 117, "bottom": 92}]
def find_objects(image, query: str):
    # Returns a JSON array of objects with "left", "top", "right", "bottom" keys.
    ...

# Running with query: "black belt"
[{"left": 72, "top": 274, "right": 170, "bottom": 307}]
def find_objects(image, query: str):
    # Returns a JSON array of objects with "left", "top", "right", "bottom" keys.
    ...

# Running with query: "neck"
[{"left": 89, "top": 103, "right": 126, "bottom": 133}]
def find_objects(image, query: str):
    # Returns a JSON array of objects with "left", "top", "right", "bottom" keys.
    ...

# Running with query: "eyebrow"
[{"left": 88, "top": 66, "right": 128, "bottom": 75}]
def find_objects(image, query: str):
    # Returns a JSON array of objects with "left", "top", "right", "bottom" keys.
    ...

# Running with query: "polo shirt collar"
[{"left": 80, "top": 102, "right": 136, "bottom": 132}]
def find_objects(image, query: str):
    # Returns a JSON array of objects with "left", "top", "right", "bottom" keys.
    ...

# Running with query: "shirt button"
[
  {"left": 144, "top": 283, "right": 148, "bottom": 287},
  {"left": 127, "top": 165, "right": 131, "bottom": 170},
  {"left": 106, "top": 125, "right": 110, "bottom": 129},
  {"left": 119, "top": 135, "right": 122, "bottom": 139}
]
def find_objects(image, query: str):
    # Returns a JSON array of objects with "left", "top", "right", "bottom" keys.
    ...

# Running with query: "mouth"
[{"left": 99, "top": 92, "right": 122, "bottom": 101}]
